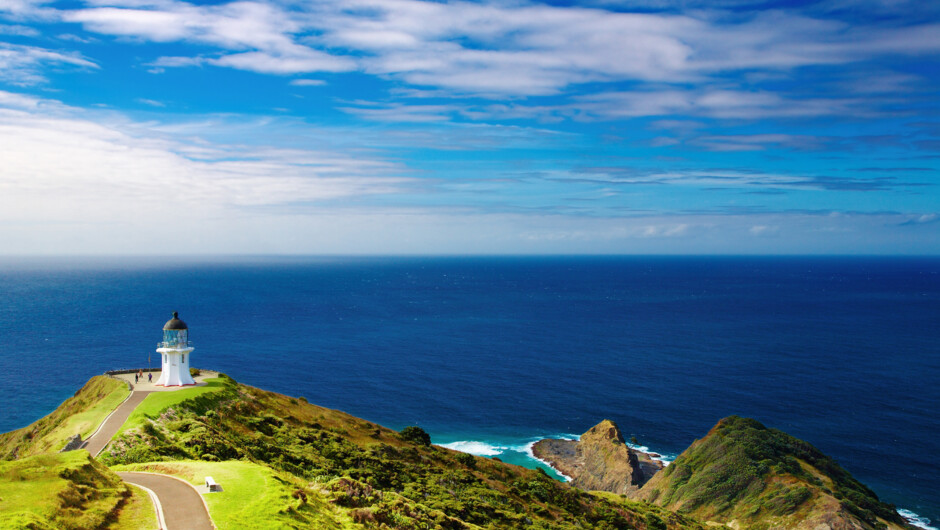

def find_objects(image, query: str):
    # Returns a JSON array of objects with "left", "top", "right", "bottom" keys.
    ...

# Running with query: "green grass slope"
[
  {"left": 114, "top": 375, "right": 228, "bottom": 436},
  {"left": 100, "top": 375, "right": 707, "bottom": 529},
  {"left": 634, "top": 416, "right": 912, "bottom": 530},
  {"left": 114, "top": 460, "right": 359, "bottom": 529},
  {"left": 0, "top": 450, "right": 147, "bottom": 530},
  {"left": 0, "top": 376, "right": 129, "bottom": 460}
]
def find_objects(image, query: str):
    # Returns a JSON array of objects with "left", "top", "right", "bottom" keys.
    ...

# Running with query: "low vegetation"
[
  {"left": 114, "top": 484, "right": 158, "bottom": 530},
  {"left": 0, "top": 450, "right": 145, "bottom": 530},
  {"left": 114, "top": 460, "right": 357, "bottom": 529},
  {"left": 635, "top": 416, "right": 911, "bottom": 529},
  {"left": 0, "top": 375, "right": 911, "bottom": 530},
  {"left": 114, "top": 375, "right": 228, "bottom": 436},
  {"left": 0, "top": 376, "right": 128, "bottom": 460},
  {"left": 101, "top": 376, "right": 706, "bottom": 529}
]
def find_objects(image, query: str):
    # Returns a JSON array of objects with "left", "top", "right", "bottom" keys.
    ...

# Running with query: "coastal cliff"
[{"left": 532, "top": 420, "right": 662, "bottom": 494}]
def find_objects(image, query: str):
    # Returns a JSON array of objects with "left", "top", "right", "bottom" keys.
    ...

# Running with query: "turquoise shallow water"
[{"left": 0, "top": 256, "right": 937, "bottom": 526}]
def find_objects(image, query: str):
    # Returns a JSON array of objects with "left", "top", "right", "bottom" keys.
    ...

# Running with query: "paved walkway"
[
  {"left": 82, "top": 390, "right": 152, "bottom": 457},
  {"left": 111, "top": 370, "right": 218, "bottom": 392},
  {"left": 82, "top": 376, "right": 217, "bottom": 528},
  {"left": 119, "top": 472, "right": 214, "bottom": 530}
]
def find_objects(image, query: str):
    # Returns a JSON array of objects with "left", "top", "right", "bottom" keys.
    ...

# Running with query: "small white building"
[{"left": 155, "top": 311, "right": 196, "bottom": 386}]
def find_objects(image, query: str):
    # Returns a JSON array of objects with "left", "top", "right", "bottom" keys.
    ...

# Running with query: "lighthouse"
[{"left": 155, "top": 311, "right": 196, "bottom": 386}]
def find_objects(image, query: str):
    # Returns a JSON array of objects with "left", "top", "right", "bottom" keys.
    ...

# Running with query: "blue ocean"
[{"left": 0, "top": 256, "right": 937, "bottom": 526}]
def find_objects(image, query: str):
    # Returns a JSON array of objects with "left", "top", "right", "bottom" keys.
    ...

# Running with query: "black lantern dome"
[
  {"left": 161, "top": 311, "right": 190, "bottom": 348},
  {"left": 163, "top": 311, "right": 188, "bottom": 330}
]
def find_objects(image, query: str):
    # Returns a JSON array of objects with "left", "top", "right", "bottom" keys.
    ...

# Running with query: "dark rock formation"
[{"left": 58, "top": 434, "right": 84, "bottom": 453}]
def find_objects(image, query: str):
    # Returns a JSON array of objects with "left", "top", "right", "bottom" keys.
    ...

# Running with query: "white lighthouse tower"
[{"left": 155, "top": 312, "right": 196, "bottom": 386}]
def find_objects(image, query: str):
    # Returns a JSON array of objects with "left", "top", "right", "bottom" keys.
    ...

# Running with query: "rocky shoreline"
[{"left": 531, "top": 420, "right": 663, "bottom": 495}]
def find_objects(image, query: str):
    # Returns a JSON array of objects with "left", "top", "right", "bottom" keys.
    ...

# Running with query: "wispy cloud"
[
  {"left": 0, "top": 23, "right": 37, "bottom": 35},
  {"left": 41, "top": 0, "right": 940, "bottom": 97},
  {"left": 0, "top": 91, "right": 413, "bottom": 223},
  {"left": 555, "top": 166, "right": 923, "bottom": 192},
  {"left": 0, "top": 42, "right": 96, "bottom": 85},
  {"left": 289, "top": 78, "right": 326, "bottom": 87},
  {"left": 135, "top": 97, "right": 165, "bottom": 107},
  {"left": 339, "top": 102, "right": 456, "bottom": 123}
]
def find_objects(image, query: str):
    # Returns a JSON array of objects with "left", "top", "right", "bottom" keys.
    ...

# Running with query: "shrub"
[
  {"left": 398, "top": 426, "right": 431, "bottom": 446},
  {"left": 645, "top": 513, "right": 668, "bottom": 530},
  {"left": 455, "top": 452, "right": 476, "bottom": 469},
  {"left": 190, "top": 367, "right": 201, "bottom": 377}
]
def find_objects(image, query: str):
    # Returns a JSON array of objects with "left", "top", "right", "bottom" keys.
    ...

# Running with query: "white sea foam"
[
  {"left": 439, "top": 440, "right": 507, "bottom": 457},
  {"left": 626, "top": 442, "right": 675, "bottom": 466},
  {"left": 521, "top": 436, "right": 578, "bottom": 482},
  {"left": 898, "top": 509, "right": 938, "bottom": 530}
]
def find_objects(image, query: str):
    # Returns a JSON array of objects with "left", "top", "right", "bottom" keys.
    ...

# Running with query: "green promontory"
[
  {"left": 0, "top": 376, "right": 129, "bottom": 460},
  {"left": 0, "top": 375, "right": 916, "bottom": 530},
  {"left": 97, "top": 375, "right": 705, "bottom": 529},
  {"left": 634, "top": 416, "right": 912, "bottom": 530}
]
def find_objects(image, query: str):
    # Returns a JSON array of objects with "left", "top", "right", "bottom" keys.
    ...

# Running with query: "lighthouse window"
[{"left": 182, "top": 354, "right": 185, "bottom": 363}]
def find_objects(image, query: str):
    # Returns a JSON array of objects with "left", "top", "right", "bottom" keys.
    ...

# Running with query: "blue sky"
[{"left": 0, "top": 0, "right": 937, "bottom": 254}]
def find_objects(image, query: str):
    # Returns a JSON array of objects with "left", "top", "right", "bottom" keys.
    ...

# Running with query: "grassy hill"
[
  {"left": 113, "top": 375, "right": 229, "bottom": 437},
  {"left": 0, "top": 450, "right": 153, "bottom": 529},
  {"left": 98, "top": 374, "right": 706, "bottom": 529},
  {"left": 0, "top": 375, "right": 915, "bottom": 530},
  {"left": 634, "top": 416, "right": 912, "bottom": 530},
  {"left": 0, "top": 376, "right": 129, "bottom": 460},
  {"left": 113, "top": 460, "right": 359, "bottom": 529}
]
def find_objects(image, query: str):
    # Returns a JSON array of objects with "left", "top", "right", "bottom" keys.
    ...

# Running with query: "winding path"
[
  {"left": 81, "top": 382, "right": 215, "bottom": 529},
  {"left": 118, "top": 472, "right": 214, "bottom": 530},
  {"left": 83, "top": 390, "right": 152, "bottom": 457}
]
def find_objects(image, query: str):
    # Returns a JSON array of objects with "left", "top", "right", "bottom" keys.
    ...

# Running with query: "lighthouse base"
[{"left": 155, "top": 347, "right": 195, "bottom": 386}]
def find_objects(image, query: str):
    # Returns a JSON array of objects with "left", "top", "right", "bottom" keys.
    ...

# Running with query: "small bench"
[{"left": 205, "top": 476, "right": 219, "bottom": 492}]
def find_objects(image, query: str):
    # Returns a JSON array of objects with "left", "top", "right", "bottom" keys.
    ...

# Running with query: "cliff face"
[
  {"left": 533, "top": 420, "right": 662, "bottom": 495},
  {"left": 634, "top": 416, "right": 913, "bottom": 530}
]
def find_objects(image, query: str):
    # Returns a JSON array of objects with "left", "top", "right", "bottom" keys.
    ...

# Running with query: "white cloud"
[
  {"left": 339, "top": 103, "right": 455, "bottom": 123},
  {"left": 0, "top": 23, "right": 38, "bottom": 35},
  {"left": 452, "top": 87, "right": 874, "bottom": 122},
  {"left": 749, "top": 225, "right": 779, "bottom": 236},
  {"left": 289, "top": 78, "right": 326, "bottom": 86},
  {"left": 63, "top": 0, "right": 357, "bottom": 74},
  {"left": 0, "top": 91, "right": 413, "bottom": 232},
  {"left": 0, "top": 42, "right": 96, "bottom": 85},
  {"left": 135, "top": 98, "right": 165, "bottom": 107},
  {"left": 45, "top": 0, "right": 940, "bottom": 96},
  {"left": 209, "top": 49, "right": 353, "bottom": 74}
]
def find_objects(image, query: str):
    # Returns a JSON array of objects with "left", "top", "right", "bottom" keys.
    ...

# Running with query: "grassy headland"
[
  {"left": 635, "top": 416, "right": 911, "bottom": 529},
  {"left": 0, "top": 374, "right": 912, "bottom": 530},
  {"left": 0, "top": 376, "right": 129, "bottom": 460},
  {"left": 99, "top": 374, "right": 706, "bottom": 529}
]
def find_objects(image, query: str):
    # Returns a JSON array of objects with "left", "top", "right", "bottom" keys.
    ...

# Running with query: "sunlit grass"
[
  {"left": 116, "top": 377, "right": 227, "bottom": 436},
  {"left": 0, "top": 451, "right": 131, "bottom": 529},
  {"left": 113, "top": 460, "right": 358, "bottom": 529},
  {"left": 0, "top": 376, "right": 129, "bottom": 458},
  {"left": 112, "top": 483, "right": 158, "bottom": 530}
]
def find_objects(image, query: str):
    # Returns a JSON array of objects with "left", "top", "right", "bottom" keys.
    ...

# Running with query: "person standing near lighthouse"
[{"left": 154, "top": 311, "right": 196, "bottom": 386}]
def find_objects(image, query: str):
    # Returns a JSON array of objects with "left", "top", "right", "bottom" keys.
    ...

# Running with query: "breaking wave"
[{"left": 898, "top": 509, "right": 937, "bottom": 530}]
